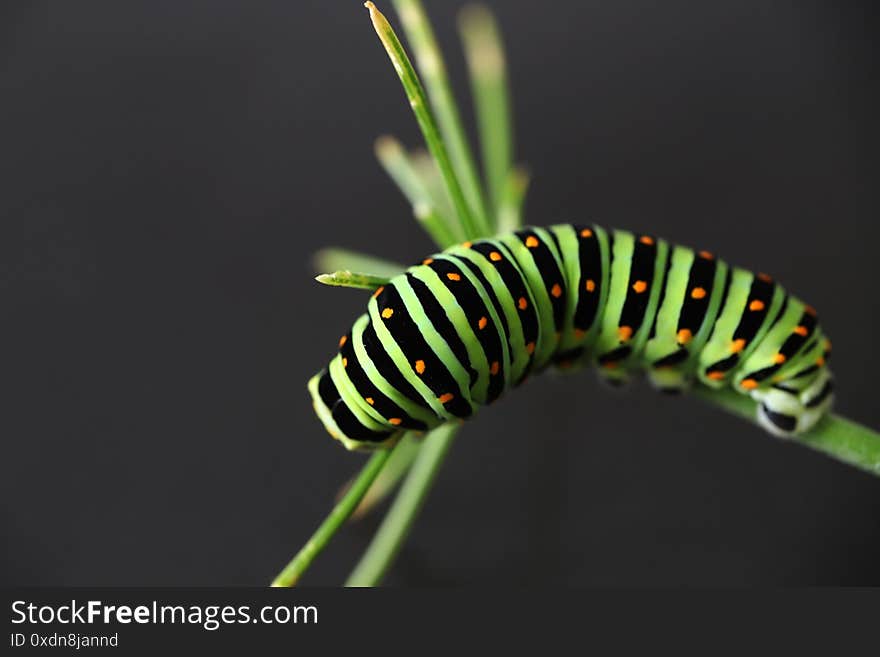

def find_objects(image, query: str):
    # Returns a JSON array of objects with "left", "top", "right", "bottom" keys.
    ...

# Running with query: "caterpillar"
[{"left": 309, "top": 224, "right": 834, "bottom": 450}]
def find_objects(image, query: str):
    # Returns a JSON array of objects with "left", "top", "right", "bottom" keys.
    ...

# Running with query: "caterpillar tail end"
[
  {"left": 753, "top": 369, "right": 835, "bottom": 438},
  {"left": 308, "top": 371, "right": 401, "bottom": 452}
]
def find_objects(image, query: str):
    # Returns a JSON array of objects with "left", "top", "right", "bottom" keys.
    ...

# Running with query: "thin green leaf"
[
  {"left": 365, "top": 2, "right": 482, "bottom": 241},
  {"left": 315, "top": 271, "right": 392, "bottom": 290},
  {"left": 391, "top": 0, "right": 492, "bottom": 236},
  {"left": 459, "top": 4, "right": 513, "bottom": 223}
]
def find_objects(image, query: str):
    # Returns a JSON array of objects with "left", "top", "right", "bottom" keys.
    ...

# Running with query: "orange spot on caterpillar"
[
  {"left": 793, "top": 325, "right": 808, "bottom": 337},
  {"left": 381, "top": 307, "right": 394, "bottom": 319},
  {"left": 639, "top": 235, "right": 654, "bottom": 246},
  {"left": 632, "top": 280, "right": 647, "bottom": 294},
  {"left": 574, "top": 329, "right": 586, "bottom": 340},
  {"left": 388, "top": 418, "right": 402, "bottom": 426},
  {"left": 618, "top": 326, "right": 633, "bottom": 342},
  {"left": 805, "top": 305, "right": 817, "bottom": 317},
  {"left": 740, "top": 378, "right": 759, "bottom": 390},
  {"left": 816, "top": 356, "right": 826, "bottom": 366},
  {"left": 446, "top": 272, "right": 461, "bottom": 281},
  {"left": 707, "top": 371, "right": 725, "bottom": 381},
  {"left": 490, "top": 361, "right": 500, "bottom": 376},
  {"left": 462, "top": 241, "right": 472, "bottom": 248},
  {"left": 749, "top": 299, "right": 765, "bottom": 312},
  {"left": 698, "top": 250, "right": 714, "bottom": 260},
  {"left": 585, "top": 279, "right": 596, "bottom": 293},
  {"left": 342, "top": 357, "right": 348, "bottom": 368},
  {"left": 602, "top": 361, "right": 619, "bottom": 370},
  {"left": 773, "top": 353, "right": 787, "bottom": 365},
  {"left": 677, "top": 329, "right": 693, "bottom": 345},
  {"left": 526, "top": 342, "right": 536, "bottom": 355},
  {"left": 518, "top": 296, "right": 528, "bottom": 310},
  {"left": 338, "top": 335, "right": 347, "bottom": 348},
  {"left": 489, "top": 251, "right": 502, "bottom": 262},
  {"left": 365, "top": 397, "right": 374, "bottom": 405},
  {"left": 580, "top": 228, "right": 593, "bottom": 238},
  {"left": 551, "top": 283, "right": 562, "bottom": 298},
  {"left": 478, "top": 316, "right": 488, "bottom": 330},
  {"left": 372, "top": 286, "right": 385, "bottom": 299},
  {"left": 525, "top": 235, "right": 539, "bottom": 248},
  {"left": 438, "top": 393, "right": 455, "bottom": 404},
  {"left": 414, "top": 360, "right": 426, "bottom": 374},
  {"left": 422, "top": 258, "right": 434, "bottom": 266},
  {"left": 757, "top": 272, "right": 773, "bottom": 283},
  {"left": 690, "top": 287, "right": 707, "bottom": 300},
  {"left": 731, "top": 338, "right": 746, "bottom": 353}
]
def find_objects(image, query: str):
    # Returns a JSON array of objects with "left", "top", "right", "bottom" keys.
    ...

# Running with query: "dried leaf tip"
[
  {"left": 459, "top": 4, "right": 505, "bottom": 76},
  {"left": 364, "top": 2, "right": 395, "bottom": 57},
  {"left": 374, "top": 134, "right": 403, "bottom": 158}
]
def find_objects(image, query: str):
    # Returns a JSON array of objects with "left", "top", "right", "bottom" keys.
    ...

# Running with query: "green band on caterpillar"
[{"left": 311, "top": 224, "right": 834, "bottom": 450}]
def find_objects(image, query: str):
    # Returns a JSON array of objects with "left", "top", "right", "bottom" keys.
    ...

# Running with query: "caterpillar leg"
[
  {"left": 646, "top": 367, "right": 692, "bottom": 395},
  {"left": 754, "top": 369, "right": 834, "bottom": 437},
  {"left": 594, "top": 363, "right": 634, "bottom": 388}
]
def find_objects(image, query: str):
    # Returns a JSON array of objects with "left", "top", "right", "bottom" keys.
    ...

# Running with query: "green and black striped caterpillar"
[{"left": 310, "top": 224, "right": 833, "bottom": 450}]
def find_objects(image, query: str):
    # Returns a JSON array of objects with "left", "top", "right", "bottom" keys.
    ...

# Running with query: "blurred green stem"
[
  {"left": 459, "top": 4, "right": 513, "bottom": 222},
  {"left": 271, "top": 449, "right": 393, "bottom": 587},
  {"left": 346, "top": 422, "right": 459, "bottom": 586},
  {"left": 313, "top": 248, "right": 404, "bottom": 279},
  {"left": 374, "top": 136, "right": 461, "bottom": 246},
  {"left": 347, "top": 432, "right": 423, "bottom": 520},
  {"left": 496, "top": 166, "right": 529, "bottom": 232}
]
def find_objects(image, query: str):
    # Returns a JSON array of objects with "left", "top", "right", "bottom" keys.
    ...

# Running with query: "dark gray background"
[{"left": 3, "top": 0, "right": 878, "bottom": 586}]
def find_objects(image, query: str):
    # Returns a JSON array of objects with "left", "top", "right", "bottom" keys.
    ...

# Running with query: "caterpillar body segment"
[{"left": 309, "top": 224, "right": 834, "bottom": 450}]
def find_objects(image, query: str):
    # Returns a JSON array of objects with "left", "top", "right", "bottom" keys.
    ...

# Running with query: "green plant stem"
[
  {"left": 366, "top": 2, "right": 482, "bottom": 241},
  {"left": 459, "top": 4, "right": 513, "bottom": 222},
  {"left": 692, "top": 387, "right": 880, "bottom": 475},
  {"left": 374, "top": 135, "right": 435, "bottom": 207},
  {"left": 497, "top": 166, "right": 529, "bottom": 232},
  {"left": 374, "top": 135, "right": 462, "bottom": 246},
  {"left": 346, "top": 422, "right": 459, "bottom": 586},
  {"left": 412, "top": 202, "right": 458, "bottom": 249},
  {"left": 410, "top": 149, "right": 455, "bottom": 220},
  {"left": 312, "top": 248, "right": 404, "bottom": 279},
  {"left": 391, "top": 0, "right": 491, "bottom": 236},
  {"left": 345, "top": 432, "right": 423, "bottom": 520},
  {"left": 271, "top": 449, "right": 394, "bottom": 587},
  {"left": 315, "top": 270, "right": 392, "bottom": 290}
]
